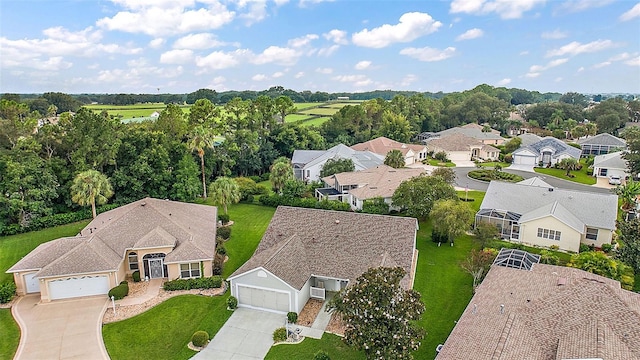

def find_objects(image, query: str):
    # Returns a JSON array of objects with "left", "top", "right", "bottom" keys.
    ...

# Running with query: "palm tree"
[
  {"left": 384, "top": 149, "right": 405, "bottom": 168},
  {"left": 208, "top": 176, "right": 240, "bottom": 214},
  {"left": 615, "top": 179, "right": 640, "bottom": 212},
  {"left": 270, "top": 159, "right": 293, "bottom": 194},
  {"left": 70, "top": 169, "right": 114, "bottom": 219},
  {"left": 187, "top": 125, "right": 217, "bottom": 198},
  {"left": 558, "top": 158, "right": 580, "bottom": 177}
]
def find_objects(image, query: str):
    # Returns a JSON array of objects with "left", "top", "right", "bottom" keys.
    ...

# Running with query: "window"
[
  {"left": 180, "top": 262, "right": 201, "bottom": 278},
  {"left": 537, "top": 227, "right": 561, "bottom": 241},
  {"left": 586, "top": 227, "right": 598, "bottom": 241},
  {"left": 128, "top": 252, "right": 138, "bottom": 270}
]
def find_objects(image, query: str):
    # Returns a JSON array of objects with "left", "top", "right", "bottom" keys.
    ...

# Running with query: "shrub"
[
  {"left": 218, "top": 214, "right": 230, "bottom": 225},
  {"left": 601, "top": 243, "right": 613, "bottom": 253},
  {"left": 0, "top": 282, "right": 17, "bottom": 304},
  {"left": 273, "top": 327, "right": 287, "bottom": 342},
  {"left": 227, "top": 296, "right": 238, "bottom": 310},
  {"left": 163, "top": 276, "right": 222, "bottom": 291},
  {"left": 258, "top": 194, "right": 350, "bottom": 211},
  {"left": 248, "top": 175, "right": 261, "bottom": 183},
  {"left": 434, "top": 151, "right": 449, "bottom": 162},
  {"left": 504, "top": 154, "right": 513, "bottom": 163},
  {"left": 246, "top": 194, "right": 255, "bottom": 203},
  {"left": 287, "top": 311, "right": 298, "bottom": 323},
  {"left": 191, "top": 330, "right": 209, "bottom": 347},
  {"left": 132, "top": 271, "right": 141, "bottom": 282},
  {"left": 217, "top": 226, "right": 231, "bottom": 240},
  {"left": 212, "top": 253, "right": 225, "bottom": 275},
  {"left": 216, "top": 246, "right": 227, "bottom": 255},
  {"left": 314, "top": 350, "right": 331, "bottom": 360},
  {"left": 108, "top": 282, "right": 129, "bottom": 300},
  {"left": 431, "top": 229, "right": 448, "bottom": 243},
  {"left": 550, "top": 245, "right": 560, "bottom": 250},
  {"left": 579, "top": 244, "right": 591, "bottom": 253},
  {"left": 539, "top": 250, "right": 560, "bottom": 265}
]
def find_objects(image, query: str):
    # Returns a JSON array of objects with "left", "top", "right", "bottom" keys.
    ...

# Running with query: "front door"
[{"left": 149, "top": 259, "right": 164, "bottom": 278}]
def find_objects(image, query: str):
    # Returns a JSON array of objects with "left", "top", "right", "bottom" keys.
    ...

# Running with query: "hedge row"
[
  {"left": 163, "top": 276, "right": 223, "bottom": 291},
  {"left": 0, "top": 203, "right": 121, "bottom": 236},
  {"left": 259, "top": 195, "right": 350, "bottom": 212},
  {"left": 0, "top": 282, "right": 16, "bottom": 304}
]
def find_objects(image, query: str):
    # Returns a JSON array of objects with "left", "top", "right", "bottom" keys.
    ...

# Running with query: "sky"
[{"left": 1, "top": 0, "right": 639, "bottom": 95}]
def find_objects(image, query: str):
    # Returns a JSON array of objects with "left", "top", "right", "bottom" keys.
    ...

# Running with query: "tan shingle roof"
[
  {"left": 428, "top": 133, "right": 483, "bottom": 151},
  {"left": 230, "top": 206, "right": 417, "bottom": 290},
  {"left": 323, "top": 165, "right": 425, "bottom": 200},
  {"left": 436, "top": 264, "right": 640, "bottom": 360},
  {"left": 351, "top": 136, "right": 425, "bottom": 157},
  {"left": 7, "top": 198, "right": 217, "bottom": 277}
]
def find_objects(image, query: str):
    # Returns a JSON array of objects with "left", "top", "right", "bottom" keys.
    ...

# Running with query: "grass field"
[
  {"left": 534, "top": 164, "right": 596, "bottom": 185},
  {"left": 300, "top": 117, "right": 331, "bottom": 127},
  {"left": 84, "top": 104, "right": 191, "bottom": 118},
  {"left": 266, "top": 333, "right": 365, "bottom": 360},
  {"left": 427, "top": 159, "right": 456, "bottom": 167},
  {"left": 285, "top": 114, "right": 315, "bottom": 122},
  {"left": 299, "top": 107, "right": 340, "bottom": 116},
  {"left": 293, "top": 103, "right": 322, "bottom": 110}
]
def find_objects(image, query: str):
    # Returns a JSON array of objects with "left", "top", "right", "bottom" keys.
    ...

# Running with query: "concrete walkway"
[
  {"left": 117, "top": 278, "right": 162, "bottom": 306},
  {"left": 193, "top": 307, "right": 284, "bottom": 360},
  {"left": 298, "top": 296, "right": 333, "bottom": 339},
  {"left": 12, "top": 295, "right": 109, "bottom": 360}
]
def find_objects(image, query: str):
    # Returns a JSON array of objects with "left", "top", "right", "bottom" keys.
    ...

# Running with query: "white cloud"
[
  {"left": 541, "top": 29, "right": 568, "bottom": 39},
  {"left": 352, "top": 12, "right": 442, "bottom": 48},
  {"left": 272, "top": 71, "right": 284, "bottom": 78},
  {"left": 555, "top": 0, "right": 614, "bottom": 14},
  {"left": 554, "top": 77, "right": 563, "bottom": 82},
  {"left": 42, "top": 26, "right": 102, "bottom": 43},
  {"left": 620, "top": 3, "right": 640, "bottom": 21},
  {"left": 400, "top": 74, "right": 418, "bottom": 86},
  {"left": 252, "top": 46, "right": 301, "bottom": 65},
  {"left": 160, "top": 49, "right": 194, "bottom": 64},
  {"left": 316, "top": 67, "right": 333, "bottom": 74},
  {"left": 496, "top": 78, "right": 511, "bottom": 86},
  {"left": 252, "top": 74, "right": 268, "bottom": 81},
  {"left": 399, "top": 46, "right": 456, "bottom": 62},
  {"left": 525, "top": 72, "right": 540, "bottom": 78},
  {"left": 450, "top": 0, "right": 546, "bottom": 19},
  {"left": 288, "top": 34, "right": 318, "bottom": 48},
  {"left": 592, "top": 61, "right": 611, "bottom": 69},
  {"left": 173, "top": 33, "right": 226, "bottom": 49},
  {"left": 294, "top": 71, "right": 304, "bottom": 78},
  {"left": 332, "top": 74, "right": 371, "bottom": 87},
  {"left": 149, "top": 38, "right": 166, "bottom": 48},
  {"left": 456, "top": 28, "right": 483, "bottom": 41},
  {"left": 529, "top": 58, "right": 569, "bottom": 72},
  {"left": 195, "top": 49, "right": 250, "bottom": 69},
  {"left": 317, "top": 45, "right": 339, "bottom": 57},
  {"left": 577, "top": 66, "right": 585, "bottom": 72},
  {"left": 546, "top": 39, "right": 617, "bottom": 57},
  {"left": 608, "top": 52, "right": 633, "bottom": 61},
  {"left": 520, "top": 50, "right": 529, "bottom": 55},
  {"left": 323, "top": 29, "right": 348, "bottom": 44},
  {"left": 354, "top": 60, "right": 372, "bottom": 70},
  {"left": 625, "top": 56, "right": 640, "bottom": 67},
  {"left": 237, "top": 0, "right": 268, "bottom": 25},
  {"left": 97, "top": 1, "right": 235, "bottom": 36}
]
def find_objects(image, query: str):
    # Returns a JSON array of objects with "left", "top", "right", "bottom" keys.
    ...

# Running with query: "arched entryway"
[{"left": 143, "top": 253, "right": 167, "bottom": 279}]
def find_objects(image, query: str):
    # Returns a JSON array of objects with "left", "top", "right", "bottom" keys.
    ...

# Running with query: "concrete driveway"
[
  {"left": 193, "top": 308, "right": 285, "bottom": 360},
  {"left": 12, "top": 295, "right": 109, "bottom": 360}
]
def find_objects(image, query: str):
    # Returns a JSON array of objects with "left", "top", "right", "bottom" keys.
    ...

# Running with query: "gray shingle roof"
[
  {"left": 437, "top": 124, "right": 505, "bottom": 141},
  {"left": 7, "top": 198, "right": 217, "bottom": 277},
  {"left": 229, "top": 206, "right": 417, "bottom": 290},
  {"left": 428, "top": 133, "right": 483, "bottom": 151},
  {"left": 518, "top": 201, "right": 585, "bottom": 233},
  {"left": 516, "top": 176, "right": 552, "bottom": 188},
  {"left": 294, "top": 144, "right": 384, "bottom": 170},
  {"left": 480, "top": 181, "right": 618, "bottom": 230},
  {"left": 577, "top": 133, "right": 627, "bottom": 147},
  {"left": 437, "top": 264, "right": 640, "bottom": 360},
  {"left": 513, "top": 136, "right": 582, "bottom": 160},
  {"left": 517, "top": 133, "right": 542, "bottom": 147},
  {"left": 594, "top": 151, "right": 628, "bottom": 170}
]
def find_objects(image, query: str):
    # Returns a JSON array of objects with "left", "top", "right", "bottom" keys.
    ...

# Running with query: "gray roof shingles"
[
  {"left": 513, "top": 136, "right": 582, "bottom": 160},
  {"left": 577, "top": 133, "right": 627, "bottom": 147},
  {"left": 230, "top": 206, "right": 417, "bottom": 290}
]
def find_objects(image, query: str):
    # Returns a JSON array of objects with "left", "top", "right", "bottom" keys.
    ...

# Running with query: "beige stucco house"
[
  {"left": 7, "top": 198, "right": 217, "bottom": 302},
  {"left": 228, "top": 206, "right": 418, "bottom": 314},
  {"left": 426, "top": 133, "right": 500, "bottom": 163},
  {"left": 351, "top": 136, "right": 427, "bottom": 166},
  {"left": 475, "top": 180, "right": 618, "bottom": 252}
]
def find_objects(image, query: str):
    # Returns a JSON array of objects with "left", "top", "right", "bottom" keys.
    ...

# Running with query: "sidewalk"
[
  {"left": 298, "top": 294, "right": 334, "bottom": 339},
  {"left": 117, "top": 278, "right": 162, "bottom": 306}
]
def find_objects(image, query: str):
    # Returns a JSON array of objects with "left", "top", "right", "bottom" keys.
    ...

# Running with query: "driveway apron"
[
  {"left": 12, "top": 295, "right": 109, "bottom": 360},
  {"left": 193, "top": 307, "right": 285, "bottom": 360}
]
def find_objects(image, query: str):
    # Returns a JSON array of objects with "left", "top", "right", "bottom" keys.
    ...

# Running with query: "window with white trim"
[
  {"left": 537, "top": 227, "right": 561, "bottom": 241},
  {"left": 180, "top": 262, "right": 201, "bottom": 278},
  {"left": 586, "top": 227, "right": 598, "bottom": 241},
  {"left": 128, "top": 252, "right": 139, "bottom": 270}
]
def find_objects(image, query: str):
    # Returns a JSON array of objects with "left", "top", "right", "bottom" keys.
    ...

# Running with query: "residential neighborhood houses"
[
  {"left": 351, "top": 136, "right": 428, "bottom": 166},
  {"left": 291, "top": 144, "right": 384, "bottom": 182}
]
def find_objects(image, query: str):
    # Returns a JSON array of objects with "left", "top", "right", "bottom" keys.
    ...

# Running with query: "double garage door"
[
  {"left": 513, "top": 154, "right": 536, "bottom": 165},
  {"left": 48, "top": 275, "right": 110, "bottom": 301},
  {"left": 237, "top": 286, "right": 290, "bottom": 313}
]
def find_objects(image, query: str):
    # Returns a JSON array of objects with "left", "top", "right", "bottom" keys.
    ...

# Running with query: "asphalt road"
[{"left": 452, "top": 167, "right": 613, "bottom": 194}]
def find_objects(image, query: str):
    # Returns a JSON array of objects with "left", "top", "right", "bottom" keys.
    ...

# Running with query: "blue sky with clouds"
[{"left": 1, "top": 0, "right": 639, "bottom": 94}]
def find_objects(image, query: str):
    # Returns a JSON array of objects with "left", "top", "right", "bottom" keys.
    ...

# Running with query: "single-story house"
[
  {"left": 350, "top": 137, "right": 428, "bottom": 166},
  {"left": 516, "top": 133, "right": 542, "bottom": 147},
  {"left": 475, "top": 181, "right": 618, "bottom": 252},
  {"left": 437, "top": 258, "right": 640, "bottom": 359},
  {"left": 426, "top": 133, "right": 500, "bottom": 162},
  {"left": 511, "top": 136, "right": 581, "bottom": 167},
  {"left": 317, "top": 165, "right": 425, "bottom": 210},
  {"left": 432, "top": 123, "right": 507, "bottom": 145},
  {"left": 7, "top": 198, "right": 217, "bottom": 302},
  {"left": 228, "top": 206, "right": 418, "bottom": 314},
  {"left": 593, "top": 151, "right": 629, "bottom": 179},
  {"left": 577, "top": 133, "right": 626, "bottom": 157},
  {"left": 292, "top": 144, "right": 384, "bottom": 182}
]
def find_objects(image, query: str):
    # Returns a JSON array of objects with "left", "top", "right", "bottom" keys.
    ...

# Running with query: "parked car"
[{"left": 608, "top": 175, "right": 622, "bottom": 185}]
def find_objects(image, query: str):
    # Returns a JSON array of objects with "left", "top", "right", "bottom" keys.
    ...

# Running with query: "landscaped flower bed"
[{"left": 468, "top": 170, "right": 524, "bottom": 183}]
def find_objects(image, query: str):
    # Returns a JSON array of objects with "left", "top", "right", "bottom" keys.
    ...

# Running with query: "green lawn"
[
  {"left": 266, "top": 333, "right": 365, "bottom": 360},
  {"left": 103, "top": 295, "right": 232, "bottom": 360},
  {"left": 534, "top": 161, "right": 596, "bottom": 185},
  {"left": 0, "top": 309, "right": 19, "bottom": 360},
  {"left": 285, "top": 114, "right": 314, "bottom": 122},
  {"left": 427, "top": 159, "right": 456, "bottom": 167},
  {"left": 84, "top": 104, "right": 191, "bottom": 118},
  {"left": 299, "top": 107, "right": 339, "bottom": 116},
  {"left": 0, "top": 221, "right": 89, "bottom": 283},
  {"left": 300, "top": 117, "right": 331, "bottom": 127},
  {"left": 293, "top": 103, "right": 323, "bottom": 110}
]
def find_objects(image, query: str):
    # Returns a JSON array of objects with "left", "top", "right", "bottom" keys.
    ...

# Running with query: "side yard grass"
[
  {"left": 266, "top": 333, "right": 365, "bottom": 360},
  {"left": 534, "top": 160, "right": 596, "bottom": 185},
  {"left": 0, "top": 309, "right": 19, "bottom": 360},
  {"left": 427, "top": 159, "right": 455, "bottom": 167}
]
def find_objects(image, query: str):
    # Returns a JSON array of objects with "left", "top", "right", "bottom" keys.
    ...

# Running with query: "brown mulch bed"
[
  {"left": 326, "top": 312, "right": 346, "bottom": 336},
  {"left": 297, "top": 299, "right": 324, "bottom": 326}
]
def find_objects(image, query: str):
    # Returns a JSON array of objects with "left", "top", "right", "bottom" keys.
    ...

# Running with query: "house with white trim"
[{"left": 291, "top": 144, "right": 384, "bottom": 183}]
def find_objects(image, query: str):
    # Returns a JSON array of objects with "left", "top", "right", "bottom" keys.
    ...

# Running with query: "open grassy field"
[
  {"left": 293, "top": 103, "right": 322, "bottom": 110},
  {"left": 299, "top": 107, "right": 340, "bottom": 116},
  {"left": 301, "top": 117, "right": 331, "bottom": 127},
  {"left": 84, "top": 103, "right": 191, "bottom": 118},
  {"left": 285, "top": 114, "right": 315, "bottom": 122}
]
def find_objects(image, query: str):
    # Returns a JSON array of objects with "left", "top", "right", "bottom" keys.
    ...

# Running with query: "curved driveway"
[
  {"left": 452, "top": 167, "right": 612, "bottom": 194},
  {"left": 12, "top": 295, "right": 109, "bottom": 360}
]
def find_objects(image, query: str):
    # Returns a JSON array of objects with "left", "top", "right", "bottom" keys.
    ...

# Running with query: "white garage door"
[
  {"left": 448, "top": 151, "right": 471, "bottom": 162},
  {"left": 237, "top": 286, "right": 290, "bottom": 313},
  {"left": 513, "top": 155, "right": 536, "bottom": 165},
  {"left": 48, "top": 275, "right": 110, "bottom": 301},
  {"left": 24, "top": 273, "right": 40, "bottom": 293}
]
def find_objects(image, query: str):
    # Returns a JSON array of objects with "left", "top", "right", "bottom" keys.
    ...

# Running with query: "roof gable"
[
  {"left": 577, "top": 133, "right": 626, "bottom": 147},
  {"left": 594, "top": 151, "right": 628, "bottom": 170}
]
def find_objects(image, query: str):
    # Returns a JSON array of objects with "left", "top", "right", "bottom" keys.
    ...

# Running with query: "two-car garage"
[
  {"left": 47, "top": 275, "right": 110, "bottom": 301},
  {"left": 237, "top": 286, "right": 290, "bottom": 313}
]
